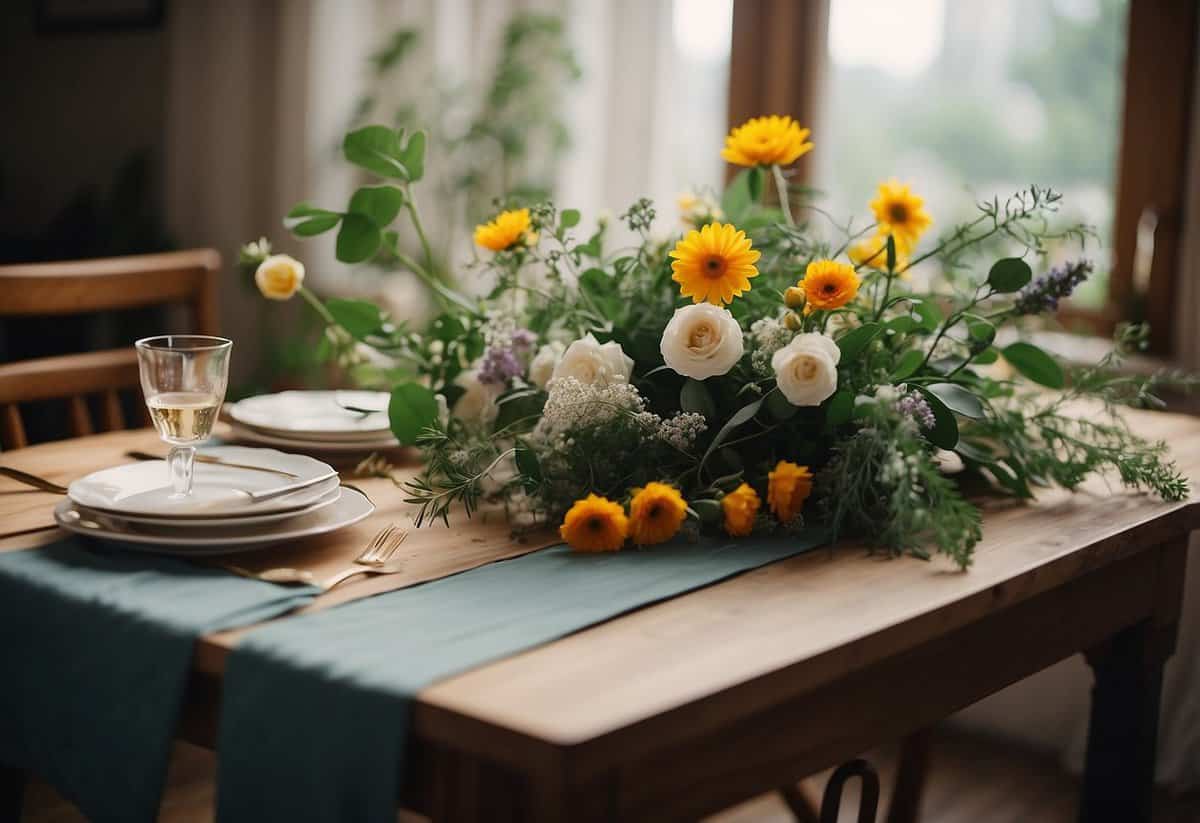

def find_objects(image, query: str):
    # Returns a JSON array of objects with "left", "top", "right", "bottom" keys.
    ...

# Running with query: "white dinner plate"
[
  {"left": 68, "top": 447, "right": 338, "bottom": 518},
  {"left": 53, "top": 486, "right": 374, "bottom": 555},
  {"left": 228, "top": 424, "right": 400, "bottom": 452},
  {"left": 228, "top": 391, "right": 391, "bottom": 436},
  {"left": 77, "top": 484, "right": 342, "bottom": 527}
]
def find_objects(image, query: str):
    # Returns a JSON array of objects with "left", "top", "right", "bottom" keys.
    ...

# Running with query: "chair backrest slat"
[{"left": 0, "top": 250, "right": 221, "bottom": 449}]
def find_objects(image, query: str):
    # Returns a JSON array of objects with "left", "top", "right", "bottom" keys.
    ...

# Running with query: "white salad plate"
[
  {"left": 77, "top": 484, "right": 343, "bottom": 527},
  {"left": 67, "top": 446, "right": 338, "bottom": 518},
  {"left": 228, "top": 423, "right": 400, "bottom": 452},
  {"left": 53, "top": 486, "right": 374, "bottom": 555},
  {"left": 227, "top": 390, "right": 391, "bottom": 437}
]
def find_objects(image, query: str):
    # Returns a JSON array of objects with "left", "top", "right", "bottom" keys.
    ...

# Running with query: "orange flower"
[
  {"left": 669, "top": 222, "right": 760, "bottom": 305},
  {"left": 474, "top": 208, "right": 534, "bottom": 252},
  {"left": 628, "top": 482, "right": 688, "bottom": 546},
  {"left": 869, "top": 179, "right": 932, "bottom": 254},
  {"left": 721, "top": 115, "right": 813, "bottom": 168},
  {"left": 721, "top": 482, "right": 761, "bottom": 537},
  {"left": 767, "top": 460, "right": 813, "bottom": 524},
  {"left": 802, "top": 259, "right": 860, "bottom": 312},
  {"left": 560, "top": 494, "right": 628, "bottom": 552}
]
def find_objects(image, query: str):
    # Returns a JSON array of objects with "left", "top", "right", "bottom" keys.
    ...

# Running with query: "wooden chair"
[{"left": 0, "top": 250, "right": 221, "bottom": 449}]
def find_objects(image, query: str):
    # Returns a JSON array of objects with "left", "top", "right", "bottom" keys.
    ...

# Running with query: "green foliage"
[{"left": 388, "top": 383, "right": 439, "bottom": 446}]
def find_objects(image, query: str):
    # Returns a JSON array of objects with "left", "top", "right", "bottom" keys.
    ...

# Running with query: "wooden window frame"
[{"left": 728, "top": 0, "right": 1198, "bottom": 356}]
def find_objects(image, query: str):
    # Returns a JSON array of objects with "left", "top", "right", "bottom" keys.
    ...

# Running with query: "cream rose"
[
  {"left": 529, "top": 341, "right": 566, "bottom": 388},
  {"left": 452, "top": 368, "right": 501, "bottom": 425},
  {"left": 660, "top": 303, "right": 744, "bottom": 380},
  {"left": 771, "top": 332, "right": 840, "bottom": 406},
  {"left": 551, "top": 334, "right": 633, "bottom": 385},
  {"left": 255, "top": 254, "right": 305, "bottom": 300}
]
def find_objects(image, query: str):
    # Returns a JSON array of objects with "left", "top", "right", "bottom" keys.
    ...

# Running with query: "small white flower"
[
  {"left": 551, "top": 333, "right": 633, "bottom": 385},
  {"left": 771, "top": 332, "right": 841, "bottom": 406},
  {"left": 660, "top": 303, "right": 744, "bottom": 380},
  {"left": 934, "top": 449, "right": 965, "bottom": 474},
  {"left": 529, "top": 341, "right": 566, "bottom": 388},
  {"left": 255, "top": 254, "right": 305, "bottom": 300},
  {"left": 452, "top": 368, "right": 501, "bottom": 426}
]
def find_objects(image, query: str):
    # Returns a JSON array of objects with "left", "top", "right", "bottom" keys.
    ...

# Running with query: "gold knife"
[{"left": 124, "top": 450, "right": 300, "bottom": 479}]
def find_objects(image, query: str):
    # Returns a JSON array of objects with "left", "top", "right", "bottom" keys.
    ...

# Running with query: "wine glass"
[{"left": 135, "top": 335, "right": 232, "bottom": 498}]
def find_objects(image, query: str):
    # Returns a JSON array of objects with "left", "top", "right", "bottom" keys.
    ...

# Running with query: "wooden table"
[{"left": 2, "top": 411, "right": 1198, "bottom": 823}]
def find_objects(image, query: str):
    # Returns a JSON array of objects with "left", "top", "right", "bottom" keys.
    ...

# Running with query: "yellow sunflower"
[
  {"left": 802, "top": 259, "right": 860, "bottom": 312},
  {"left": 669, "top": 222, "right": 761, "bottom": 305},
  {"left": 560, "top": 494, "right": 628, "bottom": 552},
  {"left": 628, "top": 482, "right": 688, "bottom": 546},
  {"left": 474, "top": 208, "right": 534, "bottom": 252},
  {"left": 721, "top": 115, "right": 814, "bottom": 168},
  {"left": 767, "top": 460, "right": 813, "bottom": 524},
  {"left": 721, "top": 482, "right": 761, "bottom": 537},
  {"left": 869, "top": 180, "right": 932, "bottom": 254},
  {"left": 847, "top": 238, "right": 910, "bottom": 279}
]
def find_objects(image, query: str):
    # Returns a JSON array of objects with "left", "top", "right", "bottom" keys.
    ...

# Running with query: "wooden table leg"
[
  {"left": 887, "top": 729, "right": 932, "bottom": 823},
  {"left": 1079, "top": 619, "right": 1165, "bottom": 823},
  {"left": 0, "top": 765, "right": 25, "bottom": 823}
]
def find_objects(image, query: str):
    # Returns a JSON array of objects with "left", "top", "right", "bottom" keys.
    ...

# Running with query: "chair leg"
[
  {"left": 779, "top": 781, "right": 821, "bottom": 823},
  {"left": 1, "top": 764, "right": 26, "bottom": 823},
  {"left": 819, "top": 759, "right": 880, "bottom": 823},
  {"left": 886, "top": 729, "right": 933, "bottom": 823}
]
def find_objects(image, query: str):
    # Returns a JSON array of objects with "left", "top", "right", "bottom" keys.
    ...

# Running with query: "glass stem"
[{"left": 168, "top": 445, "right": 196, "bottom": 497}]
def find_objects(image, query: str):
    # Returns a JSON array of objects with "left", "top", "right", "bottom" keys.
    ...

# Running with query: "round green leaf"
[
  {"left": 891, "top": 349, "right": 925, "bottom": 380},
  {"left": 924, "top": 382, "right": 984, "bottom": 419},
  {"left": 336, "top": 212, "right": 382, "bottom": 263},
  {"left": 399, "top": 130, "right": 426, "bottom": 182},
  {"left": 823, "top": 390, "right": 854, "bottom": 429},
  {"left": 559, "top": 208, "right": 581, "bottom": 229},
  {"left": 289, "top": 214, "right": 341, "bottom": 237},
  {"left": 343, "top": 125, "right": 407, "bottom": 179},
  {"left": 348, "top": 185, "right": 405, "bottom": 227},
  {"left": 987, "top": 258, "right": 1033, "bottom": 293},
  {"left": 388, "top": 382, "right": 438, "bottom": 445},
  {"left": 915, "top": 387, "right": 959, "bottom": 449},
  {"left": 1002, "top": 341, "right": 1065, "bottom": 388},
  {"left": 326, "top": 298, "right": 383, "bottom": 339},
  {"left": 836, "top": 322, "right": 881, "bottom": 361}
]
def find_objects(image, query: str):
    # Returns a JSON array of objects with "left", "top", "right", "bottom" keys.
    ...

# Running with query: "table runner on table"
[
  {"left": 0, "top": 537, "right": 319, "bottom": 823},
  {"left": 217, "top": 532, "right": 829, "bottom": 822}
]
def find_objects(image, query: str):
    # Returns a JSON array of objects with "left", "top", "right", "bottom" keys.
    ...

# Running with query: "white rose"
[
  {"left": 254, "top": 254, "right": 305, "bottom": 300},
  {"left": 529, "top": 342, "right": 566, "bottom": 388},
  {"left": 660, "top": 303, "right": 744, "bottom": 380},
  {"left": 452, "top": 369, "right": 501, "bottom": 425},
  {"left": 551, "top": 333, "right": 633, "bottom": 385},
  {"left": 771, "top": 333, "right": 841, "bottom": 406}
]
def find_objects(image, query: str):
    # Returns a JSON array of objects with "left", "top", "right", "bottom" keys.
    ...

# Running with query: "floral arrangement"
[{"left": 242, "top": 114, "right": 1190, "bottom": 568}]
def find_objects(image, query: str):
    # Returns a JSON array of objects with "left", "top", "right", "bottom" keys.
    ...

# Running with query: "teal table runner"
[
  {"left": 217, "top": 532, "right": 828, "bottom": 822},
  {"left": 0, "top": 538, "right": 319, "bottom": 823}
]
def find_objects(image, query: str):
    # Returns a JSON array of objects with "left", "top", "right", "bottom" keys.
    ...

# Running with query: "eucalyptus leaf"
[
  {"left": 388, "top": 382, "right": 438, "bottom": 445},
  {"left": 700, "top": 397, "right": 764, "bottom": 473},
  {"left": 680, "top": 379, "right": 716, "bottom": 420},
  {"left": 987, "top": 258, "right": 1033, "bottom": 293},
  {"left": 336, "top": 213, "right": 382, "bottom": 263},
  {"left": 326, "top": 298, "right": 383, "bottom": 339},
  {"left": 891, "top": 349, "right": 924, "bottom": 380},
  {"left": 924, "top": 382, "right": 984, "bottom": 419},
  {"left": 559, "top": 208, "right": 581, "bottom": 229},
  {"left": 348, "top": 185, "right": 405, "bottom": 227},
  {"left": 836, "top": 322, "right": 881, "bottom": 361},
  {"left": 964, "top": 313, "right": 996, "bottom": 345},
  {"left": 343, "top": 125, "right": 407, "bottom": 179},
  {"left": 1002, "top": 341, "right": 1065, "bottom": 388}
]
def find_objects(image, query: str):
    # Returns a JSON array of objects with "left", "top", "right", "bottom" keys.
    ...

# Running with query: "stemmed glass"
[{"left": 135, "top": 335, "right": 232, "bottom": 498}]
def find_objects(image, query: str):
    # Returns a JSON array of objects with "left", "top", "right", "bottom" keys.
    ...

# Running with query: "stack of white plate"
[
  {"left": 54, "top": 446, "right": 375, "bottom": 555},
  {"left": 225, "top": 390, "right": 399, "bottom": 452}
]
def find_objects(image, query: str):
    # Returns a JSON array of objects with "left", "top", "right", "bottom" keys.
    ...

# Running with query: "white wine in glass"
[{"left": 135, "top": 336, "right": 232, "bottom": 498}]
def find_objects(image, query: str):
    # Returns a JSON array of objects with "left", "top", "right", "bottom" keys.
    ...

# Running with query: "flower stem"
[
  {"left": 298, "top": 285, "right": 336, "bottom": 325},
  {"left": 772, "top": 164, "right": 794, "bottom": 226},
  {"left": 404, "top": 194, "right": 438, "bottom": 279}
]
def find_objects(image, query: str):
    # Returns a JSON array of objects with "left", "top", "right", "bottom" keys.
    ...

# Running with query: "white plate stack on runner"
[
  {"left": 225, "top": 390, "right": 400, "bottom": 452},
  {"left": 53, "top": 446, "right": 374, "bottom": 555}
]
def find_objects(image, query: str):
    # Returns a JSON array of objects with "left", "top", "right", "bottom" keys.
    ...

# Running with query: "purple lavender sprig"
[
  {"left": 896, "top": 390, "right": 936, "bottom": 430},
  {"left": 1013, "top": 260, "right": 1093, "bottom": 315},
  {"left": 478, "top": 328, "right": 536, "bottom": 385}
]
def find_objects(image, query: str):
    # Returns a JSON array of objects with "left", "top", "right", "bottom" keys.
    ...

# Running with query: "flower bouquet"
[{"left": 243, "top": 115, "right": 1190, "bottom": 568}]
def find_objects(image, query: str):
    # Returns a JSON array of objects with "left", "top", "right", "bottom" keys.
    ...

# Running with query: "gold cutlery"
[
  {"left": 124, "top": 450, "right": 300, "bottom": 479},
  {"left": 222, "top": 522, "right": 407, "bottom": 590},
  {"left": 0, "top": 466, "right": 68, "bottom": 495}
]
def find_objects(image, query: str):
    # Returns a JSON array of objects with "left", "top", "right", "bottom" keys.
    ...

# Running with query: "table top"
[{"left": 3, "top": 410, "right": 1199, "bottom": 777}]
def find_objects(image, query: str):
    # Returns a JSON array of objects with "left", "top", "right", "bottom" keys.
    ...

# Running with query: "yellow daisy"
[
  {"left": 721, "top": 115, "right": 814, "bottom": 168},
  {"left": 474, "top": 208, "right": 534, "bottom": 252},
  {"left": 628, "top": 482, "right": 688, "bottom": 546},
  {"left": 767, "top": 460, "right": 813, "bottom": 524},
  {"left": 802, "top": 259, "right": 860, "bottom": 312},
  {"left": 847, "top": 238, "right": 910, "bottom": 279},
  {"left": 869, "top": 180, "right": 932, "bottom": 254},
  {"left": 669, "top": 222, "right": 761, "bottom": 305},
  {"left": 722, "top": 482, "right": 761, "bottom": 537},
  {"left": 560, "top": 494, "right": 628, "bottom": 552}
]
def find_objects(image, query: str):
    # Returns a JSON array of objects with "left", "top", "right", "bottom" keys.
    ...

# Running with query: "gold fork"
[{"left": 224, "top": 523, "right": 407, "bottom": 590}]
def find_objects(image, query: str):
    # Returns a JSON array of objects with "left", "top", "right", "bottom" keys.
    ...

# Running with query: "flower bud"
[
  {"left": 783, "top": 286, "right": 807, "bottom": 310},
  {"left": 784, "top": 312, "right": 803, "bottom": 331}
]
